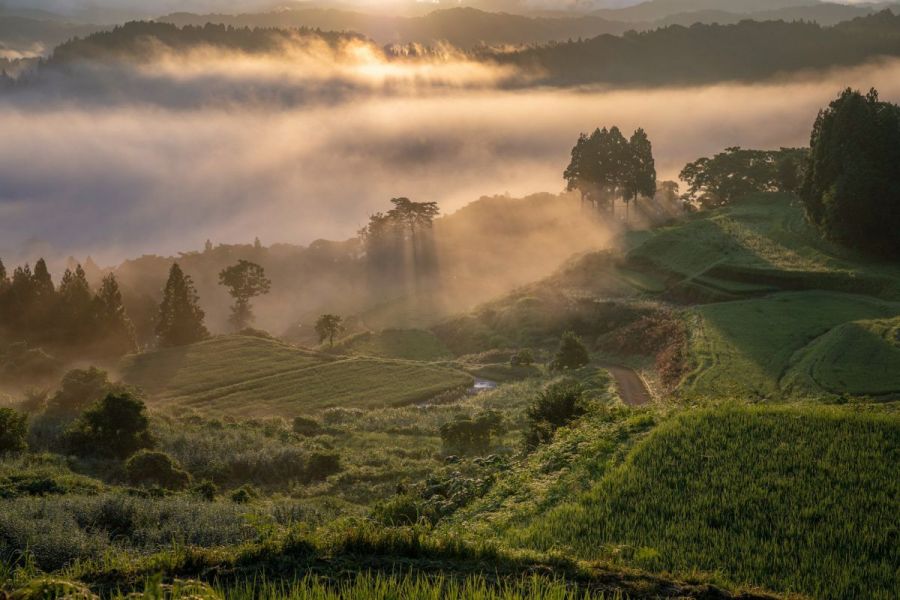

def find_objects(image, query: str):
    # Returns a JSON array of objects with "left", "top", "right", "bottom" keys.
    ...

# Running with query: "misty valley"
[{"left": 0, "top": 2, "right": 899, "bottom": 599}]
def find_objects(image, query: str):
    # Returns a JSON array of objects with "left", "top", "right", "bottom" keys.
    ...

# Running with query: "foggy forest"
[{"left": 0, "top": 1, "right": 898, "bottom": 599}]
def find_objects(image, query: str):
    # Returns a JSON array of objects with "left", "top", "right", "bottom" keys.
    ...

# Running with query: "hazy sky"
[{"left": 1, "top": 45, "right": 900, "bottom": 268}]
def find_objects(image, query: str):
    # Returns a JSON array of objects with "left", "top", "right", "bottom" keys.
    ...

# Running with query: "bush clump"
[
  {"left": 549, "top": 332, "right": 590, "bottom": 372},
  {"left": 524, "top": 381, "right": 588, "bottom": 450},
  {"left": 126, "top": 450, "right": 191, "bottom": 490},
  {"left": 292, "top": 416, "right": 323, "bottom": 436},
  {"left": 0, "top": 406, "right": 28, "bottom": 454},
  {"left": 64, "top": 393, "right": 154, "bottom": 459},
  {"left": 439, "top": 411, "right": 505, "bottom": 456}
]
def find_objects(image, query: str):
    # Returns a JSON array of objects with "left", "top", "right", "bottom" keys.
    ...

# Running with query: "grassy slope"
[
  {"left": 330, "top": 329, "right": 453, "bottom": 361},
  {"left": 625, "top": 193, "right": 900, "bottom": 298},
  {"left": 783, "top": 317, "right": 900, "bottom": 397},
  {"left": 120, "top": 335, "right": 472, "bottom": 417},
  {"left": 683, "top": 292, "right": 900, "bottom": 399},
  {"left": 459, "top": 405, "right": 899, "bottom": 600}
]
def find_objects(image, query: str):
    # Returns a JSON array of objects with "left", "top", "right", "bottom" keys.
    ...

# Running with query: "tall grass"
[
  {"left": 514, "top": 405, "right": 900, "bottom": 599},
  {"left": 218, "top": 573, "right": 620, "bottom": 600}
]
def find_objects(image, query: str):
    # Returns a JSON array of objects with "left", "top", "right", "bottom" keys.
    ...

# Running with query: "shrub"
[
  {"left": 305, "top": 452, "right": 341, "bottom": 482},
  {"left": 549, "top": 332, "right": 590, "bottom": 372},
  {"left": 230, "top": 484, "right": 258, "bottom": 503},
  {"left": 43, "top": 367, "right": 119, "bottom": 420},
  {"left": 510, "top": 348, "right": 535, "bottom": 366},
  {"left": 64, "top": 393, "right": 154, "bottom": 459},
  {"left": 192, "top": 479, "right": 218, "bottom": 501},
  {"left": 439, "top": 411, "right": 505, "bottom": 456},
  {"left": 292, "top": 416, "right": 323, "bottom": 436},
  {"left": 322, "top": 407, "right": 364, "bottom": 426},
  {"left": 0, "top": 407, "right": 28, "bottom": 454},
  {"left": 524, "top": 381, "right": 588, "bottom": 450},
  {"left": 125, "top": 450, "right": 191, "bottom": 490}
]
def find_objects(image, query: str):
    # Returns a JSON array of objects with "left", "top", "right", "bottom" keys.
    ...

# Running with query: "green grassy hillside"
[
  {"left": 683, "top": 292, "right": 900, "bottom": 399},
  {"left": 458, "top": 405, "right": 899, "bottom": 600},
  {"left": 330, "top": 329, "right": 453, "bottom": 361},
  {"left": 624, "top": 193, "right": 900, "bottom": 301},
  {"left": 782, "top": 317, "right": 900, "bottom": 398},
  {"left": 120, "top": 334, "right": 472, "bottom": 417}
]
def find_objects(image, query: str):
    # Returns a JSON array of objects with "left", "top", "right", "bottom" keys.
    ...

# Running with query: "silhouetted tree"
[
  {"left": 801, "top": 88, "right": 900, "bottom": 257},
  {"left": 680, "top": 147, "right": 809, "bottom": 208},
  {"left": 93, "top": 274, "right": 137, "bottom": 355},
  {"left": 624, "top": 128, "right": 657, "bottom": 222},
  {"left": 64, "top": 392, "right": 154, "bottom": 459},
  {"left": 0, "top": 258, "right": 7, "bottom": 289},
  {"left": 315, "top": 314, "right": 344, "bottom": 347},
  {"left": 218, "top": 260, "right": 271, "bottom": 330},
  {"left": 57, "top": 265, "right": 93, "bottom": 344},
  {"left": 565, "top": 126, "right": 656, "bottom": 219},
  {"left": 156, "top": 263, "right": 208, "bottom": 347}
]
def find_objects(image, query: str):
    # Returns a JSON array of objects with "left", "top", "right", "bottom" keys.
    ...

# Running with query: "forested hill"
[
  {"left": 27, "top": 11, "right": 900, "bottom": 89},
  {"left": 45, "top": 21, "right": 366, "bottom": 65},
  {"left": 486, "top": 10, "right": 900, "bottom": 86}
]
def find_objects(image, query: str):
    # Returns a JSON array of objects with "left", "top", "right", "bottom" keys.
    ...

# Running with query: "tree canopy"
[
  {"left": 315, "top": 314, "right": 344, "bottom": 347},
  {"left": 680, "top": 147, "right": 807, "bottom": 208},
  {"left": 218, "top": 260, "right": 272, "bottom": 330},
  {"left": 156, "top": 263, "right": 209, "bottom": 347},
  {"left": 564, "top": 126, "right": 657, "bottom": 220},
  {"left": 800, "top": 88, "right": 900, "bottom": 257}
]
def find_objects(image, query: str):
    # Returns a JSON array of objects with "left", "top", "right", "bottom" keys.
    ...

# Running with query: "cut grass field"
[
  {"left": 330, "top": 328, "right": 453, "bottom": 361},
  {"left": 624, "top": 194, "right": 900, "bottom": 299},
  {"left": 683, "top": 292, "right": 900, "bottom": 400},
  {"left": 120, "top": 334, "right": 472, "bottom": 417},
  {"left": 495, "top": 405, "right": 900, "bottom": 600},
  {"left": 782, "top": 317, "right": 900, "bottom": 398}
]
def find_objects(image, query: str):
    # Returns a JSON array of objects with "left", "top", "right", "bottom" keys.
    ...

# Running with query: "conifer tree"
[
  {"left": 0, "top": 258, "right": 8, "bottom": 289},
  {"left": 94, "top": 273, "right": 137, "bottom": 354},
  {"left": 58, "top": 265, "right": 94, "bottom": 344},
  {"left": 156, "top": 263, "right": 208, "bottom": 347}
]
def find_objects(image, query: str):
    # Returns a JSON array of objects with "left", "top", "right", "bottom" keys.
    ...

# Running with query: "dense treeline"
[
  {"left": 563, "top": 126, "right": 656, "bottom": 220},
  {"left": 0, "top": 258, "right": 136, "bottom": 359},
  {"left": 801, "top": 88, "right": 900, "bottom": 257},
  {"left": 489, "top": 11, "right": 900, "bottom": 86},
  {"left": 47, "top": 21, "right": 367, "bottom": 66}
]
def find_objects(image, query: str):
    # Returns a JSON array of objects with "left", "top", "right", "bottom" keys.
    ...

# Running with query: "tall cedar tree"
[
  {"left": 156, "top": 263, "right": 208, "bottom": 347},
  {"left": 564, "top": 126, "right": 657, "bottom": 219},
  {"left": 801, "top": 88, "right": 900, "bottom": 257},
  {"left": 218, "top": 260, "right": 272, "bottom": 330},
  {"left": 57, "top": 265, "right": 93, "bottom": 344},
  {"left": 94, "top": 274, "right": 137, "bottom": 354}
]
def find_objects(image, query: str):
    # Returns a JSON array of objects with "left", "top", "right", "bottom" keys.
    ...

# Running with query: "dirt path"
[{"left": 604, "top": 365, "right": 652, "bottom": 406}]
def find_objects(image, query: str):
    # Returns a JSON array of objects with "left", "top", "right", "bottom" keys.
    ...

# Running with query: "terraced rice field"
[{"left": 120, "top": 335, "right": 472, "bottom": 417}]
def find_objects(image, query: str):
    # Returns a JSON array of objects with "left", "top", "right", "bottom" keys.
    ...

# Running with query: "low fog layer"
[{"left": 3, "top": 57, "right": 900, "bottom": 266}]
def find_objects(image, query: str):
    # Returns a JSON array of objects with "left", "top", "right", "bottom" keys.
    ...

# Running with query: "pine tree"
[
  {"left": 33, "top": 258, "right": 54, "bottom": 296},
  {"left": 626, "top": 128, "right": 657, "bottom": 223},
  {"left": 93, "top": 273, "right": 137, "bottom": 355},
  {"left": 0, "top": 258, "right": 9, "bottom": 288},
  {"left": 156, "top": 263, "right": 208, "bottom": 347},
  {"left": 58, "top": 265, "right": 94, "bottom": 344}
]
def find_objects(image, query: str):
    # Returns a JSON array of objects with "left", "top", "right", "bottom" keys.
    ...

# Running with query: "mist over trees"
[
  {"left": 801, "top": 88, "right": 900, "bottom": 257},
  {"left": 564, "top": 126, "right": 656, "bottom": 220},
  {"left": 0, "top": 259, "right": 136, "bottom": 359},
  {"left": 359, "top": 197, "right": 440, "bottom": 296},
  {"left": 156, "top": 263, "right": 209, "bottom": 347},
  {"left": 489, "top": 12, "right": 900, "bottom": 87},
  {"left": 218, "top": 260, "right": 272, "bottom": 331}
]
